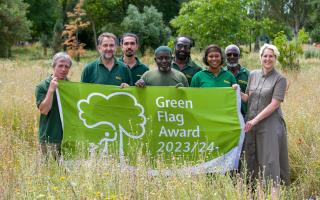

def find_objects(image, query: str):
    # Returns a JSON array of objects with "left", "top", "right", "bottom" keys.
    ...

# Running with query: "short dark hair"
[
  {"left": 174, "top": 36, "right": 195, "bottom": 48},
  {"left": 202, "top": 44, "right": 225, "bottom": 66},
  {"left": 120, "top": 33, "right": 139, "bottom": 45},
  {"left": 97, "top": 32, "right": 117, "bottom": 46}
]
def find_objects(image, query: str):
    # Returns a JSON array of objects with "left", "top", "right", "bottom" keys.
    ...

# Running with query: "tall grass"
[
  {"left": 304, "top": 46, "right": 320, "bottom": 59},
  {"left": 0, "top": 46, "right": 319, "bottom": 199}
]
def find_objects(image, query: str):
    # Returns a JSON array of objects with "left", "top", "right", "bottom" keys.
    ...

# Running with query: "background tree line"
[{"left": 0, "top": 0, "right": 319, "bottom": 58}]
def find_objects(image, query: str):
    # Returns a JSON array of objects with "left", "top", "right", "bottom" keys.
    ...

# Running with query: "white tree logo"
[{"left": 77, "top": 92, "right": 146, "bottom": 155}]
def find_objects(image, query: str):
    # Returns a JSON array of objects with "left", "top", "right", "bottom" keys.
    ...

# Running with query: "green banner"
[{"left": 57, "top": 81, "right": 244, "bottom": 173}]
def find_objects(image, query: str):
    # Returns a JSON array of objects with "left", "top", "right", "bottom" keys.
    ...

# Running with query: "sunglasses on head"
[{"left": 226, "top": 53, "right": 239, "bottom": 57}]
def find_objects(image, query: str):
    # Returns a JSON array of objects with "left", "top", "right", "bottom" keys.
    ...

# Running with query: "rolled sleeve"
[
  {"left": 35, "top": 86, "right": 46, "bottom": 108},
  {"left": 272, "top": 77, "right": 287, "bottom": 101}
]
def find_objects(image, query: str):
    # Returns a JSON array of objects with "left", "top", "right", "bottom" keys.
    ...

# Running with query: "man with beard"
[
  {"left": 224, "top": 44, "right": 250, "bottom": 117},
  {"left": 35, "top": 52, "right": 72, "bottom": 159},
  {"left": 135, "top": 46, "right": 188, "bottom": 87},
  {"left": 172, "top": 36, "right": 202, "bottom": 84},
  {"left": 81, "top": 32, "right": 132, "bottom": 86},
  {"left": 119, "top": 33, "right": 149, "bottom": 84}
]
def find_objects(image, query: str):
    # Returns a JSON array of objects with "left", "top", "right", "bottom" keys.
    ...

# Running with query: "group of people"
[{"left": 35, "top": 32, "right": 289, "bottom": 186}]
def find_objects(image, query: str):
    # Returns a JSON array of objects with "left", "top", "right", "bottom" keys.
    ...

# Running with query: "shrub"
[{"left": 273, "top": 29, "right": 309, "bottom": 71}]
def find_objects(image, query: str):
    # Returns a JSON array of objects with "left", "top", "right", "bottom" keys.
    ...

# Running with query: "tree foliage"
[
  {"left": 171, "top": 0, "right": 252, "bottom": 48},
  {"left": 24, "top": 0, "right": 62, "bottom": 56},
  {"left": 0, "top": 0, "right": 31, "bottom": 58},
  {"left": 24, "top": 0, "right": 60, "bottom": 40},
  {"left": 273, "top": 29, "right": 309, "bottom": 71},
  {"left": 121, "top": 4, "right": 171, "bottom": 54},
  {"left": 62, "top": 0, "right": 90, "bottom": 61},
  {"left": 264, "top": 0, "right": 314, "bottom": 38},
  {"left": 51, "top": 20, "right": 64, "bottom": 54}
]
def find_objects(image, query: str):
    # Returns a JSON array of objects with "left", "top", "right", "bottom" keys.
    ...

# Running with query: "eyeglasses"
[
  {"left": 176, "top": 44, "right": 191, "bottom": 50},
  {"left": 226, "top": 53, "right": 239, "bottom": 57}
]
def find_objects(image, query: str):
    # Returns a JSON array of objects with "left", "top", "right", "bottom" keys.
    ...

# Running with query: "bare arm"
[
  {"left": 38, "top": 77, "right": 58, "bottom": 115},
  {"left": 244, "top": 98, "right": 281, "bottom": 132}
]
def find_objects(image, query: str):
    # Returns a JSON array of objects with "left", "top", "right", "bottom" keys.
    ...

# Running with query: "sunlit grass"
[{"left": 0, "top": 45, "right": 319, "bottom": 199}]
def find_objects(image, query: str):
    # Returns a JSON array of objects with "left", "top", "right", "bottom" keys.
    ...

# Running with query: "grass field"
[{"left": 0, "top": 45, "right": 319, "bottom": 199}]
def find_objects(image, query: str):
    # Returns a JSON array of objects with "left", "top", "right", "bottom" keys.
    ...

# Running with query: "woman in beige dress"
[{"left": 236, "top": 44, "right": 289, "bottom": 185}]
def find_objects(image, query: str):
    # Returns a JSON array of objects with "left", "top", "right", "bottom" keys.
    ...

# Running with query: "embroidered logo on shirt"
[
  {"left": 224, "top": 80, "right": 230, "bottom": 84},
  {"left": 238, "top": 80, "right": 248, "bottom": 84}
]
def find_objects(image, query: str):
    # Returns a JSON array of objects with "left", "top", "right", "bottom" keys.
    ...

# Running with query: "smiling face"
[
  {"left": 261, "top": 48, "right": 276, "bottom": 71},
  {"left": 98, "top": 36, "right": 116, "bottom": 61},
  {"left": 121, "top": 36, "right": 138, "bottom": 57},
  {"left": 53, "top": 59, "right": 71, "bottom": 80},
  {"left": 206, "top": 51, "right": 222, "bottom": 69},
  {"left": 174, "top": 37, "right": 191, "bottom": 61},
  {"left": 155, "top": 51, "right": 173, "bottom": 72}
]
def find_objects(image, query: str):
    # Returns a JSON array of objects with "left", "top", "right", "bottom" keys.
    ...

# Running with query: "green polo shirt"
[
  {"left": 81, "top": 57, "right": 133, "bottom": 85},
  {"left": 172, "top": 57, "right": 202, "bottom": 85},
  {"left": 119, "top": 57, "right": 149, "bottom": 84},
  {"left": 224, "top": 65, "right": 250, "bottom": 116},
  {"left": 224, "top": 65, "right": 250, "bottom": 93},
  {"left": 35, "top": 75, "right": 63, "bottom": 143},
  {"left": 190, "top": 68, "right": 236, "bottom": 88},
  {"left": 141, "top": 68, "right": 189, "bottom": 87}
]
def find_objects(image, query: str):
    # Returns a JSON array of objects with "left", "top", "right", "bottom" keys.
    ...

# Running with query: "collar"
[
  {"left": 120, "top": 56, "right": 140, "bottom": 67},
  {"left": 204, "top": 67, "right": 226, "bottom": 76},
  {"left": 98, "top": 57, "right": 117, "bottom": 67},
  {"left": 261, "top": 67, "right": 275, "bottom": 78},
  {"left": 173, "top": 57, "right": 192, "bottom": 69}
]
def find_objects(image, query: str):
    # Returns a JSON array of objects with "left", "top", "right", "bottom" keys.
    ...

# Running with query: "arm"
[
  {"left": 38, "top": 77, "right": 58, "bottom": 115},
  {"left": 181, "top": 74, "right": 189, "bottom": 87},
  {"left": 232, "top": 84, "right": 249, "bottom": 102},
  {"left": 233, "top": 70, "right": 251, "bottom": 102},
  {"left": 244, "top": 98, "right": 281, "bottom": 132},
  {"left": 135, "top": 72, "right": 148, "bottom": 87}
]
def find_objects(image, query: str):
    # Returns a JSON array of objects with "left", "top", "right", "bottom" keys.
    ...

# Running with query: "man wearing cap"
[
  {"left": 171, "top": 36, "right": 202, "bottom": 84},
  {"left": 119, "top": 33, "right": 149, "bottom": 84},
  {"left": 135, "top": 46, "right": 188, "bottom": 87},
  {"left": 35, "top": 52, "right": 72, "bottom": 159},
  {"left": 224, "top": 44, "right": 250, "bottom": 117},
  {"left": 81, "top": 32, "right": 132, "bottom": 87}
]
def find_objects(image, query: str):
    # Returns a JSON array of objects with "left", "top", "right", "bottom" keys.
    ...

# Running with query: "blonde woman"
[{"left": 236, "top": 44, "right": 289, "bottom": 185}]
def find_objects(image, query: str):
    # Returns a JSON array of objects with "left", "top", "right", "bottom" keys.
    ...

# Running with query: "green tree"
[
  {"left": 121, "top": 4, "right": 171, "bottom": 54},
  {"left": 246, "top": 0, "right": 286, "bottom": 51},
  {"left": 266, "top": 0, "right": 314, "bottom": 38},
  {"left": 171, "top": 0, "right": 251, "bottom": 48},
  {"left": 24, "top": 0, "right": 61, "bottom": 56},
  {"left": 83, "top": 0, "right": 120, "bottom": 49},
  {"left": 273, "top": 29, "right": 309, "bottom": 71},
  {"left": 305, "top": 0, "right": 320, "bottom": 42},
  {"left": 51, "top": 20, "right": 64, "bottom": 54},
  {"left": 0, "top": 0, "right": 31, "bottom": 58},
  {"left": 310, "top": 26, "right": 320, "bottom": 43}
]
